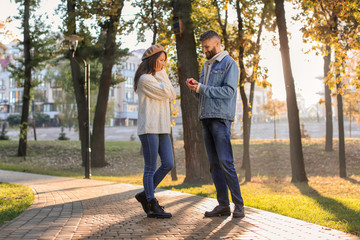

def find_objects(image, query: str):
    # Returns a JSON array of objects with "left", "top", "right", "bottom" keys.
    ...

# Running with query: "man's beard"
[{"left": 205, "top": 47, "right": 218, "bottom": 60}]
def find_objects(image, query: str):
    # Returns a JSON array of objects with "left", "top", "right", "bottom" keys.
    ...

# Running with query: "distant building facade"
[{"left": 110, "top": 49, "right": 144, "bottom": 126}]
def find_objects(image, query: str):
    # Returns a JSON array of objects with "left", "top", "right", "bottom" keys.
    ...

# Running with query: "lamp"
[
  {"left": 64, "top": 34, "right": 91, "bottom": 179},
  {"left": 64, "top": 34, "right": 84, "bottom": 57}
]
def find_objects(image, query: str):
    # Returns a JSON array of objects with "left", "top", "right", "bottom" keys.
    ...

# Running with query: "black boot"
[
  {"left": 135, "top": 191, "right": 149, "bottom": 213},
  {"left": 233, "top": 204, "right": 245, "bottom": 218},
  {"left": 147, "top": 198, "right": 172, "bottom": 218}
]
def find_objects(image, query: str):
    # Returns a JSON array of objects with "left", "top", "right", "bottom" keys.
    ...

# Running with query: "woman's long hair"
[{"left": 134, "top": 51, "right": 167, "bottom": 92}]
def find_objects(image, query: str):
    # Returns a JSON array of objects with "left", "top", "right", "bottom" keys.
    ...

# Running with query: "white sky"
[{"left": 1, "top": 0, "right": 324, "bottom": 108}]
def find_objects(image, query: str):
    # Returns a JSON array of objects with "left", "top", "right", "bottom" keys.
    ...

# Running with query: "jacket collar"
[{"left": 207, "top": 51, "right": 229, "bottom": 65}]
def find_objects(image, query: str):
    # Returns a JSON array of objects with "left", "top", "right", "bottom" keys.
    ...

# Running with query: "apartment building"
[
  {"left": 110, "top": 49, "right": 143, "bottom": 126},
  {"left": 0, "top": 42, "right": 59, "bottom": 123}
]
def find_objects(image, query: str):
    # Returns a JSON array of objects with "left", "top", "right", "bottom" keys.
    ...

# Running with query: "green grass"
[
  {"left": 0, "top": 139, "right": 359, "bottom": 235},
  {"left": 0, "top": 182, "right": 34, "bottom": 226}
]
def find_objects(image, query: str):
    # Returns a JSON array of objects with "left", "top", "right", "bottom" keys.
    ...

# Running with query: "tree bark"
[
  {"left": 66, "top": 0, "right": 88, "bottom": 166},
  {"left": 172, "top": 0, "right": 211, "bottom": 183},
  {"left": 214, "top": 0, "right": 228, "bottom": 50},
  {"left": 92, "top": 1, "right": 124, "bottom": 167},
  {"left": 236, "top": 0, "right": 251, "bottom": 182},
  {"left": 150, "top": 0, "right": 157, "bottom": 45},
  {"left": 324, "top": 45, "right": 333, "bottom": 152},
  {"left": 336, "top": 75, "right": 346, "bottom": 178},
  {"left": 18, "top": 0, "right": 31, "bottom": 157},
  {"left": 275, "top": 0, "right": 307, "bottom": 182}
]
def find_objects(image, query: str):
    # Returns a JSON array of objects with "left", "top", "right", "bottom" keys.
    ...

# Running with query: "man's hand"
[{"left": 186, "top": 78, "right": 199, "bottom": 91}]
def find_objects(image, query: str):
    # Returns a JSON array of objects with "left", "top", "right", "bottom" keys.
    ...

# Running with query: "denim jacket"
[{"left": 198, "top": 51, "right": 239, "bottom": 121}]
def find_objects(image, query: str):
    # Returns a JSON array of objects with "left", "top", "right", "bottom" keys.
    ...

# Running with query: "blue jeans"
[
  {"left": 139, "top": 134, "right": 174, "bottom": 201},
  {"left": 202, "top": 118, "right": 244, "bottom": 206}
]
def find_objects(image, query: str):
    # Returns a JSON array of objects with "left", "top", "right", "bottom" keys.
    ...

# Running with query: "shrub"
[
  {"left": 7, "top": 114, "right": 21, "bottom": 127},
  {"left": 34, "top": 113, "right": 50, "bottom": 127}
]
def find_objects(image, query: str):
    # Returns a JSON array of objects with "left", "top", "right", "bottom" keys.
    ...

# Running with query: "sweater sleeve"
[{"left": 138, "top": 74, "right": 176, "bottom": 101}]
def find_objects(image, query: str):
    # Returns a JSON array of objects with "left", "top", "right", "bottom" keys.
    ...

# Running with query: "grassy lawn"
[
  {"left": 0, "top": 182, "right": 34, "bottom": 226},
  {"left": 0, "top": 139, "right": 359, "bottom": 235}
]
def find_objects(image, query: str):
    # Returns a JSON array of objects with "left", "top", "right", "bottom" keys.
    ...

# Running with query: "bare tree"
[{"left": 275, "top": 0, "right": 307, "bottom": 182}]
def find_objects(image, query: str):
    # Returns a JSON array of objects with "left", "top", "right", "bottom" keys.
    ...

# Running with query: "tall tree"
[
  {"left": 275, "top": 0, "right": 307, "bottom": 182},
  {"left": 18, "top": 0, "right": 31, "bottom": 157},
  {"left": 91, "top": 0, "right": 125, "bottom": 167},
  {"left": 172, "top": 0, "right": 211, "bottom": 183},
  {"left": 63, "top": 0, "right": 88, "bottom": 166},
  {"left": 235, "top": 0, "right": 272, "bottom": 182},
  {"left": 235, "top": 0, "right": 250, "bottom": 180},
  {"left": 299, "top": 0, "right": 360, "bottom": 177},
  {"left": 10, "top": 0, "right": 56, "bottom": 156},
  {"left": 324, "top": 45, "right": 333, "bottom": 151},
  {"left": 335, "top": 49, "right": 346, "bottom": 178},
  {"left": 213, "top": 0, "right": 229, "bottom": 50}
]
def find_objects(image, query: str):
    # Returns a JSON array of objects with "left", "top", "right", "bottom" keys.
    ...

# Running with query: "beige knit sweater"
[{"left": 137, "top": 69, "right": 176, "bottom": 135}]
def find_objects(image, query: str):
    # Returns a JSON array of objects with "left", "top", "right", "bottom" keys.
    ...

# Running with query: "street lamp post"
[{"left": 64, "top": 34, "right": 91, "bottom": 179}]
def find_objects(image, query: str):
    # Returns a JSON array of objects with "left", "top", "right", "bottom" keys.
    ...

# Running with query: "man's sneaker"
[
  {"left": 204, "top": 205, "right": 231, "bottom": 217},
  {"left": 233, "top": 204, "right": 245, "bottom": 218},
  {"left": 135, "top": 191, "right": 149, "bottom": 213}
]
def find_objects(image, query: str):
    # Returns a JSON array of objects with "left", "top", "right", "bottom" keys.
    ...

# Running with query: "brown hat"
[{"left": 142, "top": 44, "right": 165, "bottom": 60}]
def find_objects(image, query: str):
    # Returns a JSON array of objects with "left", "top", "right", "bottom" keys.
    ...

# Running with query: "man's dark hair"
[{"left": 199, "top": 30, "right": 221, "bottom": 42}]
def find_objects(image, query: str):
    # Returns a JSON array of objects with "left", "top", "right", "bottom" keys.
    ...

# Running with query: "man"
[{"left": 186, "top": 30, "right": 245, "bottom": 218}]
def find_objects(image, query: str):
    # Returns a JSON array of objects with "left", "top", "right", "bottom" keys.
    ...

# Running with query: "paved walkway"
[{"left": 0, "top": 170, "right": 359, "bottom": 240}]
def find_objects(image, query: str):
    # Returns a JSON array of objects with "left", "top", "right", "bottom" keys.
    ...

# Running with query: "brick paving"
[{"left": 0, "top": 170, "right": 359, "bottom": 240}]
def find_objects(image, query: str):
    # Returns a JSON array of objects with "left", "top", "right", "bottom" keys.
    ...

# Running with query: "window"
[
  {"left": 126, "top": 91, "right": 134, "bottom": 102},
  {"left": 10, "top": 78, "right": 17, "bottom": 88},
  {"left": 0, "top": 79, "right": 5, "bottom": 89},
  {"left": 10, "top": 91, "right": 22, "bottom": 103},
  {"left": 43, "top": 103, "right": 55, "bottom": 112},
  {"left": 125, "top": 77, "right": 133, "bottom": 88},
  {"left": 109, "top": 88, "right": 114, "bottom": 97},
  {"left": 53, "top": 89, "right": 62, "bottom": 99}
]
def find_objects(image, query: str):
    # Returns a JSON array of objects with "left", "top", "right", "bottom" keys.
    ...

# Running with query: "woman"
[{"left": 134, "top": 45, "right": 176, "bottom": 218}]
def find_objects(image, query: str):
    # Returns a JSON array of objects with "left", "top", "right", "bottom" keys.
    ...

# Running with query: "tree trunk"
[
  {"left": 150, "top": 0, "right": 157, "bottom": 45},
  {"left": 66, "top": 0, "right": 88, "bottom": 166},
  {"left": 336, "top": 81, "right": 346, "bottom": 178},
  {"left": 237, "top": 1, "right": 266, "bottom": 180},
  {"left": 236, "top": 0, "right": 251, "bottom": 182},
  {"left": 324, "top": 45, "right": 333, "bottom": 152},
  {"left": 18, "top": 0, "right": 31, "bottom": 157},
  {"left": 275, "top": 0, "right": 307, "bottom": 182},
  {"left": 92, "top": 2, "right": 124, "bottom": 167},
  {"left": 172, "top": 0, "right": 211, "bottom": 183},
  {"left": 214, "top": 0, "right": 228, "bottom": 50}
]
